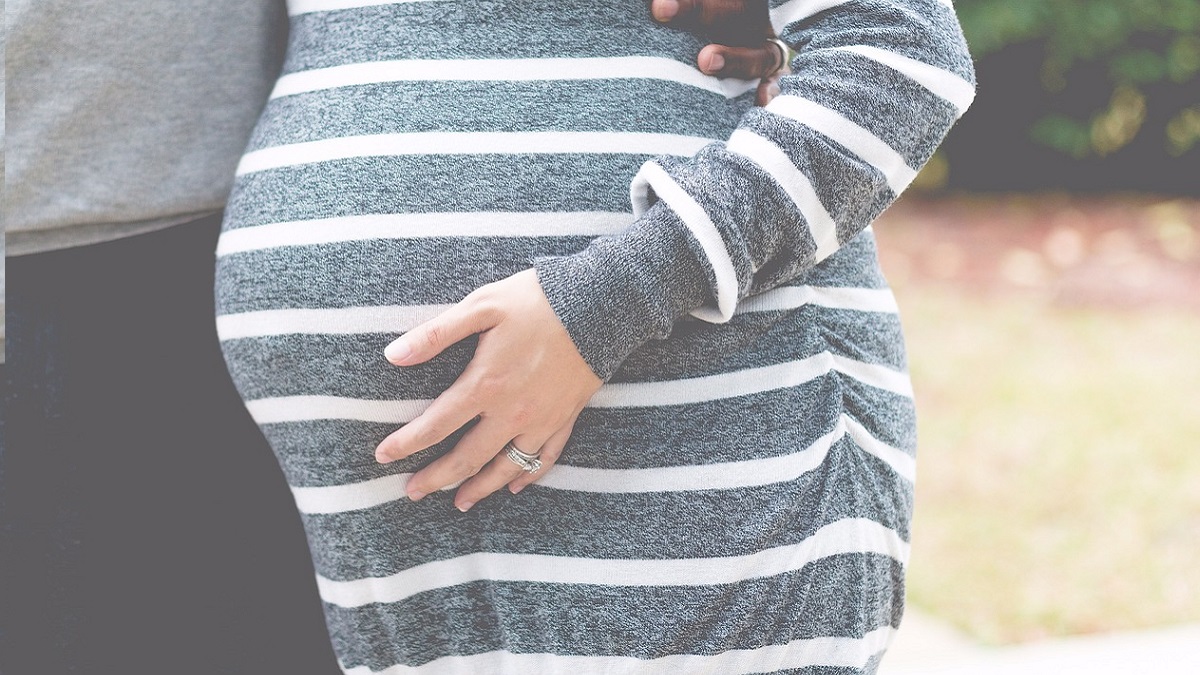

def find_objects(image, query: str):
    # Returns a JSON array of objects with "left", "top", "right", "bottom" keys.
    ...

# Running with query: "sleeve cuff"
[
  {"left": 631, "top": 160, "right": 741, "bottom": 323},
  {"left": 533, "top": 201, "right": 712, "bottom": 381}
]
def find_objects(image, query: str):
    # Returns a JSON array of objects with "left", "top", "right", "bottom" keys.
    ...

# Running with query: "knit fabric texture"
[
  {"left": 4, "top": 0, "right": 286, "bottom": 255},
  {"left": 215, "top": 0, "right": 975, "bottom": 672}
]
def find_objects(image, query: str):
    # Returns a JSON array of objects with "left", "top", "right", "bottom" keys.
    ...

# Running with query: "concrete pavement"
[{"left": 879, "top": 610, "right": 1200, "bottom": 674}]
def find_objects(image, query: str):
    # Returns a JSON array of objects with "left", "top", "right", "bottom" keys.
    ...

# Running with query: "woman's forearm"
[{"left": 535, "top": 0, "right": 976, "bottom": 381}]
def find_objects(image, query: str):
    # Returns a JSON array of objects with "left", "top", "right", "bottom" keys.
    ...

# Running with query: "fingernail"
[
  {"left": 708, "top": 53, "right": 725, "bottom": 72},
  {"left": 384, "top": 340, "right": 411, "bottom": 364},
  {"left": 768, "top": 83, "right": 781, "bottom": 98},
  {"left": 457, "top": 501, "right": 475, "bottom": 512},
  {"left": 375, "top": 450, "right": 393, "bottom": 464},
  {"left": 407, "top": 488, "right": 426, "bottom": 501},
  {"left": 509, "top": 484, "right": 525, "bottom": 495},
  {"left": 653, "top": 0, "right": 679, "bottom": 21}
]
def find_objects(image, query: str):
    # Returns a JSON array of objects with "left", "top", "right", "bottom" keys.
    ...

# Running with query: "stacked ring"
[
  {"left": 503, "top": 441, "right": 542, "bottom": 474},
  {"left": 768, "top": 38, "right": 790, "bottom": 76}
]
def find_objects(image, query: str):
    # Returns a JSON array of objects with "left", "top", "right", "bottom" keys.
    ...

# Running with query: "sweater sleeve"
[{"left": 534, "top": 0, "right": 976, "bottom": 381}]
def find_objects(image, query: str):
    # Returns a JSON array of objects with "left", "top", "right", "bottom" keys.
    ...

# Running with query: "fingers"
[
  {"left": 507, "top": 414, "right": 577, "bottom": 495},
  {"left": 403, "top": 420, "right": 514, "bottom": 502},
  {"left": 652, "top": 0, "right": 753, "bottom": 26},
  {"left": 374, "top": 385, "right": 480, "bottom": 463},
  {"left": 391, "top": 404, "right": 578, "bottom": 510},
  {"left": 650, "top": 0, "right": 689, "bottom": 22},
  {"left": 409, "top": 422, "right": 551, "bottom": 507},
  {"left": 755, "top": 74, "right": 782, "bottom": 107},
  {"left": 452, "top": 432, "right": 549, "bottom": 511},
  {"left": 651, "top": 0, "right": 771, "bottom": 47},
  {"left": 399, "top": 412, "right": 576, "bottom": 510},
  {"left": 384, "top": 292, "right": 500, "bottom": 366},
  {"left": 697, "top": 43, "right": 783, "bottom": 80}
]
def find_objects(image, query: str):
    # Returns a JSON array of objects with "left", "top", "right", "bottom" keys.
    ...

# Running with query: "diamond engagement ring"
[{"left": 503, "top": 441, "right": 542, "bottom": 474}]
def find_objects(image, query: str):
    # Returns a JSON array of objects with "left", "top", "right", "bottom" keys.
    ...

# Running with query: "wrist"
[{"left": 533, "top": 202, "right": 712, "bottom": 381}]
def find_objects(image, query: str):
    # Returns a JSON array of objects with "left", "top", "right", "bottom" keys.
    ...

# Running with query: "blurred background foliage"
[
  {"left": 877, "top": 1, "right": 1200, "bottom": 647},
  {"left": 930, "top": 0, "right": 1199, "bottom": 195}
]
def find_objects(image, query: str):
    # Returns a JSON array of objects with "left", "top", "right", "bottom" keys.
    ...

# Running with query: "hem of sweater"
[{"left": 5, "top": 210, "right": 222, "bottom": 257}]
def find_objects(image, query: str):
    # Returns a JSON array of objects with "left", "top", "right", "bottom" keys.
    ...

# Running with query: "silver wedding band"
[
  {"left": 768, "top": 38, "right": 789, "bottom": 76},
  {"left": 504, "top": 440, "right": 542, "bottom": 474}
]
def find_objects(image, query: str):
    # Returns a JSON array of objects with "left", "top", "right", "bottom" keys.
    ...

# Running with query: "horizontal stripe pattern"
[
  {"left": 223, "top": 154, "right": 643, "bottom": 231},
  {"left": 736, "top": 285, "right": 897, "bottom": 314},
  {"left": 339, "top": 625, "right": 894, "bottom": 674},
  {"left": 215, "top": 211, "right": 632, "bottom": 257},
  {"left": 271, "top": 56, "right": 758, "bottom": 100},
  {"left": 288, "top": 412, "right": 912, "bottom": 515},
  {"left": 282, "top": 4, "right": 728, "bottom": 73},
  {"left": 214, "top": 0, "right": 971, "bottom": 668},
  {"left": 247, "top": 78, "right": 753, "bottom": 154},
  {"left": 833, "top": 45, "right": 975, "bottom": 115},
  {"left": 765, "top": 95, "right": 917, "bottom": 195},
  {"left": 252, "top": 380, "right": 913, "bottom": 489},
  {"left": 249, "top": 78, "right": 753, "bottom": 153},
  {"left": 300, "top": 440, "right": 914, "bottom": 574},
  {"left": 590, "top": 352, "right": 912, "bottom": 408},
  {"left": 315, "top": 517, "right": 909, "bottom": 608},
  {"left": 215, "top": 227, "right": 891, "bottom": 318},
  {"left": 241, "top": 350, "right": 911, "bottom": 425},
  {"left": 236, "top": 131, "right": 714, "bottom": 176},
  {"left": 218, "top": 305, "right": 449, "bottom": 340},
  {"left": 289, "top": 0, "right": 444, "bottom": 16},
  {"left": 727, "top": 129, "right": 841, "bottom": 261},
  {"left": 771, "top": 0, "right": 957, "bottom": 33},
  {"left": 321, "top": 550, "right": 903, "bottom": 672},
  {"left": 214, "top": 284, "right": 898, "bottom": 340},
  {"left": 246, "top": 395, "right": 431, "bottom": 425}
]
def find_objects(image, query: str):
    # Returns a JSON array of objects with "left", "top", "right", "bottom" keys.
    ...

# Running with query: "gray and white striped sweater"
[{"left": 216, "top": 0, "right": 974, "bottom": 672}]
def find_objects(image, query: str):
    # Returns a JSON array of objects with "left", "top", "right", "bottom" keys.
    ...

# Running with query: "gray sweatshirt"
[{"left": 3, "top": 0, "right": 287, "bottom": 256}]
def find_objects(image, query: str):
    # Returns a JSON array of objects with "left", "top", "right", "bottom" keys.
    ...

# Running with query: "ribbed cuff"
[{"left": 533, "top": 202, "right": 712, "bottom": 381}]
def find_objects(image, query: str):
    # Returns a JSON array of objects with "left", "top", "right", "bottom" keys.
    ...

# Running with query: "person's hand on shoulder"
[{"left": 651, "top": 0, "right": 788, "bottom": 106}]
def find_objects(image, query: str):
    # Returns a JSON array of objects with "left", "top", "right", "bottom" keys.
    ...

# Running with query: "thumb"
[{"left": 697, "top": 42, "right": 784, "bottom": 80}]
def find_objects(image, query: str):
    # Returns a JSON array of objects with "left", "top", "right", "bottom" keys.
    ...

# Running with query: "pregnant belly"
[
  {"left": 212, "top": 154, "right": 642, "bottom": 441},
  {"left": 214, "top": 4, "right": 758, "bottom": 471}
]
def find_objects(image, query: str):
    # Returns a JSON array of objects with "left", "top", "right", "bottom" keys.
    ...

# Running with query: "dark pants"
[{"left": 1, "top": 217, "right": 338, "bottom": 674}]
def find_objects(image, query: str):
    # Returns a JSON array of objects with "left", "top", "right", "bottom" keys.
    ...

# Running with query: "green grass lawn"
[{"left": 895, "top": 284, "right": 1200, "bottom": 644}]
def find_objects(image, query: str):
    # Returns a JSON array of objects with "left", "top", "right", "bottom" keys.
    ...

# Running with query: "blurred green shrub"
[{"left": 956, "top": 0, "right": 1200, "bottom": 158}]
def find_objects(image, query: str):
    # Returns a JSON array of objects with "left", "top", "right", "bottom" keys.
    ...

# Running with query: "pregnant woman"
[{"left": 216, "top": 0, "right": 975, "bottom": 672}]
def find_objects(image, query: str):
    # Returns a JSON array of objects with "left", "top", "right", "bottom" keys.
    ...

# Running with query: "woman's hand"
[{"left": 374, "top": 269, "right": 603, "bottom": 511}]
